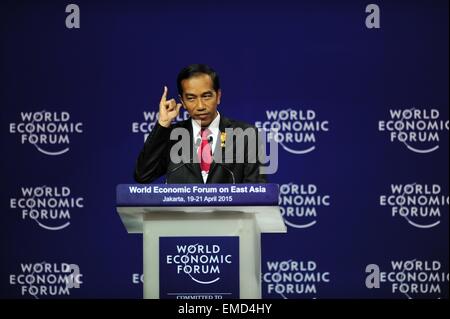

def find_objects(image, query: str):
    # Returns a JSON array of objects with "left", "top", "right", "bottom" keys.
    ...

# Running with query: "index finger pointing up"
[{"left": 160, "top": 86, "right": 168, "bottom": 104}]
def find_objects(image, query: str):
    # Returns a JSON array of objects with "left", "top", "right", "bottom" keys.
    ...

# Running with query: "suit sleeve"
[{"left": 134, "top": 123, "right": 171, "bottom": 183}]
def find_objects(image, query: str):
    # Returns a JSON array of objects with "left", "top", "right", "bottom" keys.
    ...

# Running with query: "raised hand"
[{"left": 158, "top": 86, "right": 182, "bottom": 128}]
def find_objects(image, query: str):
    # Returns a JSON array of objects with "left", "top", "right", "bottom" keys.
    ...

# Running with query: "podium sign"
[
  {"left": 116, "top": 184, "right": 279, "bottom": 208},
  {"left": 159, "top": 236, "right": 240, "bottom": 299}
]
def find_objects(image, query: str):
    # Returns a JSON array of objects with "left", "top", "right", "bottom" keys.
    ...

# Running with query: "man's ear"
[
  {"left": 178, "top": 94, "right": 185, "bottom": 108},
  {"left": 216, "top": 89, "right": 222, "bottom": 105}
]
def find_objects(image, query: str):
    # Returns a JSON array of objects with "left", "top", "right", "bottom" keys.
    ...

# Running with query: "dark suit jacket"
[{"left": 134, "top": 116, "right": 267, "bottom": 184}]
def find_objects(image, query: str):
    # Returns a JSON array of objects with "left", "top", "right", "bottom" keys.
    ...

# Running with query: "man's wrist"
[{"left": 158, "top": 119, "right": 171, "bottom": 128}]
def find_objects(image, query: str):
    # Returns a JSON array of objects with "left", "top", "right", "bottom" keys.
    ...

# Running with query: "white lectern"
[{"left": 116, "top": 184, "right": 286, "bottom": 299}]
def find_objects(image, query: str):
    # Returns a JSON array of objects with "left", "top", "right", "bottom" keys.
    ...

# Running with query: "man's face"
[{"left": 180, "top": 74, "right": 221, "bottom": 127}]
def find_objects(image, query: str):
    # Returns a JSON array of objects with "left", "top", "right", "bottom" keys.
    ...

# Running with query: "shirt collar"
[{"left": 191, "top": 111, "right": 220, "bottom": 140}]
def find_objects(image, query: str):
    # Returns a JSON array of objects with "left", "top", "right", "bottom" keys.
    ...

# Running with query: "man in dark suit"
[{"left": 134, "top": 64, "right": 266, "bottom": 184}]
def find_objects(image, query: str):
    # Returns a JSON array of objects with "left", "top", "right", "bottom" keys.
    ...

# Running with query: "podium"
[{"left": 116, "top": 184, "right": 286, "bottom": 299}]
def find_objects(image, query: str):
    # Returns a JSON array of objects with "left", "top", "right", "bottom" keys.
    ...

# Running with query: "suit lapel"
[
  {"left": 207, "top": 116, "right": 232, "bottom": 183},
  {"left": 181, "top": 120, "right": 203, "bottom": 182}
]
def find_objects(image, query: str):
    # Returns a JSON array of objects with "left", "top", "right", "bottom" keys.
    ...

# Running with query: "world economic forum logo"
[
  {"left": 379, "top": 183, "right": 448, "bottom": 229},
  {"left": 9, "top": 262, "right": 83, "bottom": 299},
  {"left": 160, "top": 237, "right": 239, "bottom": 299},
  {"left": 378, "top": 108, "right": 449, "bottom": 153},
  {"left": 263, "top": 259, "right": 331, "bottom": 299},
  {"left": 9, "top": 185, "right": 84, "bottom": 231},
  {"left": 365, "top": 259, "right": 449, "bottom": 299},
  {"left": 166, "top": 243, "right": 230, "bottom": 285},
  {"left": 279, "top": 183, "right": 331, "bottom": 229},
  {"left": 9, "top": 111, "right": 83, "bottom": 155},
  {"left": 255, "top": 108, "right": 329, "bottom": 154},
  {"left": 132, "top": 110, "right": 190, "bottom": 141}
]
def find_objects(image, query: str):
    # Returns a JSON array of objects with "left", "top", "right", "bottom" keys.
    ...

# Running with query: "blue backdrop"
[{"left": 1, "top": 0, "right": 448, "bottom": 299}]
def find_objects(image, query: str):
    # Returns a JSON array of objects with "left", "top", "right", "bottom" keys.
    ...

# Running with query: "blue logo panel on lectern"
[{"left": 159, "top": 236, "right": 239, "bottom": 299}]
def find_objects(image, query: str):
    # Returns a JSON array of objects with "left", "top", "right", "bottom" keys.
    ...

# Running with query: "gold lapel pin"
[{"left": 220, "top": 132, "right": 226, "bottom": 147}]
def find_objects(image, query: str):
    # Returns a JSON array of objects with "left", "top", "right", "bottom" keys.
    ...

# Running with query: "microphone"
[
  {"left": 206, "top": 134, "right": 236, "bottom": 184},
  {"left": 165, "top": 131, "right": 235, "bottom": 183},
  {"left": 195, "top": 136, "right": 202, "bottom": 148},
  {"left": 165, "top": 161, "right": 192, "bottom": 184},
  {"left": 215, "top": 162, "right": 236, "bottom": 184},
  {"left": 164, "top": 136, "right": 201, "bottom": 183}
]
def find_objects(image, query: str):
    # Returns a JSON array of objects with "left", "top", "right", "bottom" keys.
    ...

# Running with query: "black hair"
[{"left": 176, "top": 64, "right": 220, "bottom": 95}]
